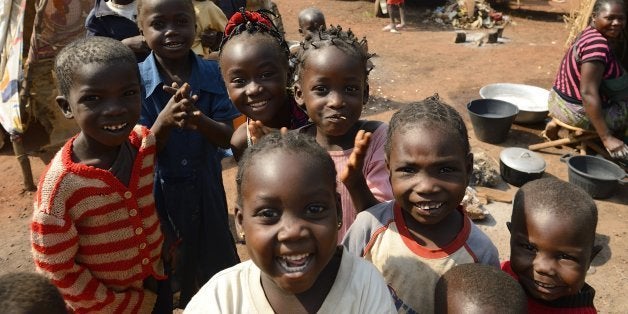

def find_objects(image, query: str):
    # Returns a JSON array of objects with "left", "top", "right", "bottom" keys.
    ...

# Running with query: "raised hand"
[
  {"left": 340, "top": 129, "right": 372, "bottom": 186},
  {"left": 248, "top": 120, "right": 288, "bottom": 145}
]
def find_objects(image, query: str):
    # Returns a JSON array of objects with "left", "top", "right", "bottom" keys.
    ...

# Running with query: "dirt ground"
[{"left": 0, "top": 0, "right": 626, "bottom": 312}]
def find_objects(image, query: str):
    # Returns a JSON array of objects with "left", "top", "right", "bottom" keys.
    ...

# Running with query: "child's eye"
[
  {"left": 177, "top": 18, "right": 190, "bottom": 25},
  {"left": 521, "top": 243, "right": 536, "bottom": 252},
  {"left": 254, "top": 208, "right": 280, "bottom": 220},
  {"left": 312, "top": 85, "right": 328, "bottom": 94},
  {"left": 558, "top": 253, "right": 578, "bottom": 262},
  {"left": 439, "top": 167, "right": 455, "bottom": 174},
  {"left": 82, "top": 95, "right": 101, "bottom": 102},
  {"left": 306, "top": 204, "right": 327, "bottom": 216},
  {"left": 230, "top": 78, "right": 247, "bottom": 86},
  {"left": 397, "top": 166, "right": 416, "bottom": 174},
  {"left": 260, "top": 71, "right": 276, "bottom": 79},
  {"left": 124, "top": 89, "right": 139, "bottom": 96},
  {"left": 345, "top": 85, "right": 360, "bottom": 93},
  {"left": 151, "top": 20, "right": 165, "bottom": 29}
]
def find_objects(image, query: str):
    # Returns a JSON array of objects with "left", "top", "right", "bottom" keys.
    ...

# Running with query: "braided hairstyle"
[
  {"left": 219, "top": 8, "right": 289, "bottom": 59},
  {"left": 385, "top": 94, "right": 470, "bottom": 158},
  {"left": 236, "top": 131, "right": 337, "bottom": 207},
  {"left": 293, "top": 25, "right": 371, "bottom": 84},
  {"left": 54, "top": 36, "right": 137, "bottom": 97}
]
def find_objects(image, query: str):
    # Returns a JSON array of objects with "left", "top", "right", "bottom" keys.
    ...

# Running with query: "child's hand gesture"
[
  {"left": 158, "top": 82, "right": 199, "bottom": 129},
  {"left": 341, "top": 129, "right": 380, "bottom": 213},
  {"left": 248, "top": 120, "right": 288, "bottom": 145}
]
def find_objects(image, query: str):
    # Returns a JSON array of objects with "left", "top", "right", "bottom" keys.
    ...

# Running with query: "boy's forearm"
[
  {"left": 195, "top": 114, "right": 234, "bottom": 148},
  {"left": 150, "top": 118, "right": 173, "bottom": 151}
]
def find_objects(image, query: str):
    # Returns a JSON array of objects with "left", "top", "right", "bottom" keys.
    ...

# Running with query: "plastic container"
[
  {"left": 467, "top": 99, "right": 519, "bottom": 144},
  {"left": 560, "top": 154, "right": 628, "bottom": 199}
]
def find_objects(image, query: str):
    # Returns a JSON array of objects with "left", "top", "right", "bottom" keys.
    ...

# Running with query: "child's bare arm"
[
  {"left": 230, "top": 124, "right": 247, "bottom": 162},
  {"left": 341, "top": 130, "right": 381, "bottom": 212}
]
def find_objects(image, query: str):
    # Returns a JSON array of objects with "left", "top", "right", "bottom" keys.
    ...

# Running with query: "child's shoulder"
[{"left": 342, "top": 201, "right": 395, "bottom": 254}]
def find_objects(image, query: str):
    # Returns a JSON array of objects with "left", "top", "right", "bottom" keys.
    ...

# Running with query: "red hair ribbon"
[{"left": 224, "top": 10, "right": 273, "bottom": 36}]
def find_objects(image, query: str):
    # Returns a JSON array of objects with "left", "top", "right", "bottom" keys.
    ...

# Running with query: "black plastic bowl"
[
  {"left": 467, "top": 99, "right": 519, "bottom": 144},
  {"left": 560, "top": 154, "right": 628, "bottom": 199}
]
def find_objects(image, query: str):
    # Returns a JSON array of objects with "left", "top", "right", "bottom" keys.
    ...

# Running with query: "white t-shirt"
[{"left": 185, "top": 248, "right": 396, "bottom": 313}]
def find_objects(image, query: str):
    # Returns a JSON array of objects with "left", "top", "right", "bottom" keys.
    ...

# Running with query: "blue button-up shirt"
[{"left": 139, "top": 52, "right": 240, "bottom": 179}]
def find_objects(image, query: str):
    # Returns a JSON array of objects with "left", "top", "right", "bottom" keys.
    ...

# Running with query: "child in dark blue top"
[{"left": 136, "top": 0, "right": 240, "bottom": 308}]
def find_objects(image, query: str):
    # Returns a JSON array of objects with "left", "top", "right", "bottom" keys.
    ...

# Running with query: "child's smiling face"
[
  {"left": 220, "top": 34, "right": 288, "bottom": 124},
  {"left": 236, "top": 150, "right": 340, "bottom": 294},
  {"left": 387, "top": 125, "right": 472, "bottom": 226},
  {"left": 57, "top": 62, "right": 141, "bottom": 150},
  {"left": 138, "top": 0, "right": 195, "bottom": 61},
  {"left": 509, "top": 209, "right": 594, "bottom": 301},
  {"left": 294, "top": 45, "right": 368, "bottom": 138}
]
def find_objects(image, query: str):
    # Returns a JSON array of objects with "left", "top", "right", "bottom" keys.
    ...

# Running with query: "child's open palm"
[
  {"left": 248, "top": 120, "right": 288, "bottom": 145},
  {"left": 340, "top": 129, "right": 372, "bottom": 186}
]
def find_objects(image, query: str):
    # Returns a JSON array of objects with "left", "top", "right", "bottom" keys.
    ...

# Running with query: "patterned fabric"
[
  {"left": 343, "top": 201, "right": 499, "bottom": 313},
  {"left": 31, "top": 125, "right": 165, "bottom": 313},
  {"left": 553, "top": 26, "right": 622, "bottom": 102},
  {"left": 185, "top": 249, "right": 397, "bottom": 313},
  {"left": 548, "top": 88, "right": 628, "bottom": 132},
  {"left": 502, "top": 261, "right": 597, "bottom": 314}
]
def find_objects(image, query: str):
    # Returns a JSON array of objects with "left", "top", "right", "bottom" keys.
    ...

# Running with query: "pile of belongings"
[{"left": 429, "top": 0, "right": 508, "bottom": 29}]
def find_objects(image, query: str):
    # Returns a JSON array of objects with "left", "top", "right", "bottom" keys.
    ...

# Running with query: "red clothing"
[
  {"left": 553, "top": 26, "right": 622, "bottom": 103},
  {"left": 31, "top": 125, "right": 165, "bottom": 313},
  {"left": 501, "top": 261, "right": 597, "bottom": 314},
  {"left": 387, "top": 0, "right": 405, "bottom": 4}
]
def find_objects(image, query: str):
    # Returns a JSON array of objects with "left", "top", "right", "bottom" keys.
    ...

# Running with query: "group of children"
[{"left": 27, "top": 0, "right": 603, "bottom": 313}]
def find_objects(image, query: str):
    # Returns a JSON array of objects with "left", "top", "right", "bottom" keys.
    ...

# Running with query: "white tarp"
[{"left": 0, "top": 0, "right": 25, "bottom": 135}]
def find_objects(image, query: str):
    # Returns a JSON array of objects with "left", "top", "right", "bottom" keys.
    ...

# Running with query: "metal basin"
[{"left": 479, "top": 83, "right": 550, "bottom": 124}]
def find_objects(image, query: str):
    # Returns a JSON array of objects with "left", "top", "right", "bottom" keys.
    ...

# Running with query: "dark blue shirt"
[{"left": 138, "top": 52, "right": 240, "bottom": 179}]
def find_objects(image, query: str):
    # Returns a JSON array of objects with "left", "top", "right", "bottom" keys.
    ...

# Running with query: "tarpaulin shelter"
[{"left": 0, "top": 0, "right": 92, "bottom": 190}]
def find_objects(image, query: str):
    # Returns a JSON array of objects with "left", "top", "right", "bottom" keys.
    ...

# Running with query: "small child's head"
[
  {"left": 385, "top": 95, "right": 473, "bottom": 226},
  {"left": 54, "top": 36, "right": 141, "bottom": 148},
  {"left": 293, "top": 25, "right": 370, "bottom": 137},
  {"left": 235, "top": 131, "right": 341, "bottom": 294},
  {"left": 219, "top": 10, "right": 291, "bottom": 124},
  {"left": 298, "top": 7, "right": 326, "bottom": 38},
  {"left": 434, "top": 264, "right": 527, "bottom": 314},
  {"left": 137, "top": 0, "right": 196, "bottom": 60},
  {"left": 509, "top": 178, "right": 600, "bottom": 302},
  {"left": 0, "top": 272, "right": 67, "bottom": 314}
]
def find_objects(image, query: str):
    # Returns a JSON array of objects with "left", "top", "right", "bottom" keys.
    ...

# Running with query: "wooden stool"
[{"left": 529, "top": 117, "right": 609, "bottom": 158}]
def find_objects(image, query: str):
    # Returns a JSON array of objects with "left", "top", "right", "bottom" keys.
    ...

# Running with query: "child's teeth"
[
  {"left": 103, "top": 123, "right": 127, "bottom": 131},
  {"left": 282, "top": 253, "right": 310, "bottom": 261},
  {"left": 278, "top": 254, "right": 311, "bottom": 273}
]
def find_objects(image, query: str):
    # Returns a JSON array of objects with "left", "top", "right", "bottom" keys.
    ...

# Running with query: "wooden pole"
[{"left": 11, "top": 134, "right": 36, "bottom": 191}]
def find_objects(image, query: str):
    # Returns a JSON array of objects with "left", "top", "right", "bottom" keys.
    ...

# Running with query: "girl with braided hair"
[
  {"left": 219, "top": 9, "right": 309, "bottom": 161},
  {"left": 293, "top": 26, "right": 393, "bottom": 241}
]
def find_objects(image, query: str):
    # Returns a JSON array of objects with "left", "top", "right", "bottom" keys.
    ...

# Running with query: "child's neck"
[
  {"left": 72, "top": 133, "right": 121, "bottom": 170},
  {"left": 403, "top": 208, "right": 464, "bottom": 249},
  {"left": 155, "top": 54, "right": 193, "bottom": 86},
  {"left": 261, "top": 247, "right": 342, "bottom": 313},
  {"left": 264, "top": 95, "right": 291, "bottom": 129},
  {"left": 313, "top": 121, "right": 362, "bottom": 151}
]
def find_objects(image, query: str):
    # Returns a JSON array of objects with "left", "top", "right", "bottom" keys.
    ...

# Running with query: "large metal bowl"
[{"left": 479, "top": 83, "right": 550, "bottom": 124}]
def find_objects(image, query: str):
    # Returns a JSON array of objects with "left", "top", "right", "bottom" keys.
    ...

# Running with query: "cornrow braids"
[
  {"left": 235, "top": 131, "right": 337, "bottom": 207},
  {"left": 294, "top": 25, "right": 371, "bottom": 83},
  {"left": 54, "top": 36, "right": 137, "bottom": 97},
  {"left": 385, "top": 94, "right": 470, "bottom": 157},
  {"left": 219, "top": 8, "right": 289, "bottom": 59}
]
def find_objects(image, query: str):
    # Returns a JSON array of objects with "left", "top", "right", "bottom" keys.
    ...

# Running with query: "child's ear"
[
  {"left": 293, "top": 83, "right": 305, "bottom": 107},
  {"left": 56, "top": 96, "right": 73, "bottom": 119},
  {"left": 363, "top": 83, "right": 370, "bottom": 105},
  {"left": 335, "top": 192, "right": 343, "bottom": 229},
  {"left": 234, "top": 206, "right": 245, "bottom": 242},
  {"left": 464, "top": 152, "right": 474, "bottom": 185},
  {"left": 590, "top": 244, "right": 603, "bottom": 263},
  {"left": 506, "top": 221, "right": 512, "bottom": 233}
]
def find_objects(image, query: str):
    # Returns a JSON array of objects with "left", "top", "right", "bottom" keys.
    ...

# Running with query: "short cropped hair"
[
  {"left": 235, "top": 131, "right": 337, "bottom": 207},
  {"left": 385, "top": 94, "right": 470, "bottom": 158},
  {"left": 0, "top": 272, "right": 66, "bottom": 314},
  {"left": 512, "top": 178, "right": 598, "bottom": 238},
  {"left": 593, "top": 0, "right": 625, "bottom": 15},
  {"left": 54, "top": 36, "right": 138, "bottom": 97},
  {"left": 298, "top": 7, "right": 326, "bottom": 29},
  {"left": 434, "top": 264, "right": 527, "bottom": 314}
]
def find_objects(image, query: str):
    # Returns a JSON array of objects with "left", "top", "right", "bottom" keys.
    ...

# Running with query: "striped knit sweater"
[{"left": 31, "top": 125, "right": 165, "bottom": 313}]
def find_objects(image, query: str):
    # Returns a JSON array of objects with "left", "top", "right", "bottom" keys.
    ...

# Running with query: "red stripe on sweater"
[
  {"left": 117, "top": 289, "right": 132, "bottom": 312},
  {"left": 78, "top": 235, "right": 150, "bottom": 255},
  {"left": 50, "top": 268, "right": 85, "bottom": 289},
  {"left": 31, "top": 235, "right": 78, "bottom": 255},
  {"left": 136, "top": 183, "right": 153, "bottom": 197},
  {"left": 75, "top": 218, "right": 132, "bottom": 236},
  {"left": 131, "top": 290, "right": 144, "bottom": 314},
  {"left": 34, "top": 257, "right": 76, "bottom": 273},
  {"left": 31, "top": 218, "right": 73, "bottom": 236}
]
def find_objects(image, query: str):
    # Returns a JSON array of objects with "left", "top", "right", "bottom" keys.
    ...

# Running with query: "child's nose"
[
  {"left": 327, "top": 92, "right": 345, "bottom": 108},
  {"left": 103, "top": 101, "right": 128, "bottom": 116},
  {"left": 245, "top": 81, "right": 263, "bottom": 96},
  {"left": 533, "top": 253, "right": 557, "bottom": 276},
  {"left": 412, "top": 173, "right": 442, "bottom": 194},
  {"left": 277, "top": 216, "right": 308, "bottom": 242}
]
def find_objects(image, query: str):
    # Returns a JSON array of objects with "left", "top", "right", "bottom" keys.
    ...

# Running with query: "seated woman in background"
[{"left": 547, "top": 0, "right": 628, "bottom": 159}]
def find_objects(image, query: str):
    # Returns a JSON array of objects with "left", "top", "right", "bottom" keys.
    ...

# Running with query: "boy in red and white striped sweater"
[{"left": 31, "top": 36, "right": 193, "bottom": 313}]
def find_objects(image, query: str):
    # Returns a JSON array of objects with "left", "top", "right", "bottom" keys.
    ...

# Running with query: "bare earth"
[{"left": 0, "top": 0, "right": 626, "bottom": 312}]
